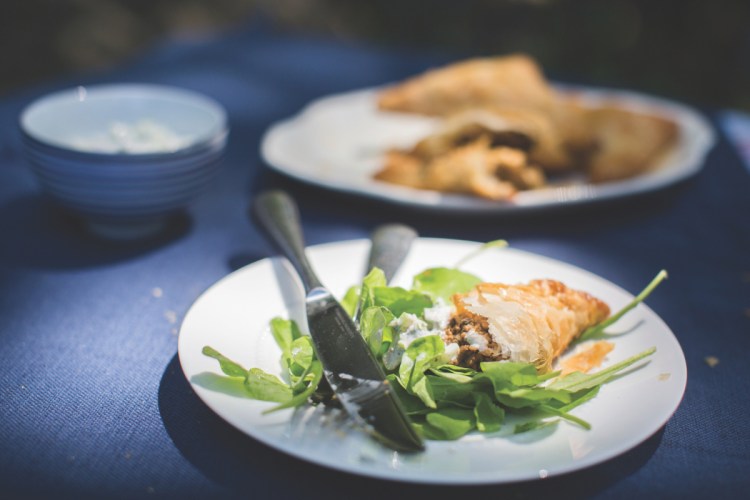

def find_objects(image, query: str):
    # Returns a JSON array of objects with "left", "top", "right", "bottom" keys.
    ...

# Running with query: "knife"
[
  {"left": 353, "top": 223, "right": 417, "bottom": 325},
  {"left": 251, "top": 190, "right": 424, "bottom": 452}
]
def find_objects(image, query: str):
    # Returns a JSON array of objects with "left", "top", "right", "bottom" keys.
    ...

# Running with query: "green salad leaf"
[
  {"left": 340, "top": 286, "right": 360, "bottom": 317},
  {"left": 412, "top": 267, "right": 482, "bottom": 302},
  {"left": 427, "top": 375, "right": 475, "bottom": 407},
  {"left": 473, "top": 393, "right": 505, "bottom": 433},
  {"left": 202, "top": 346, "right": 248, "bottom": 378},
  {"left": 360, "top": 268, "right": 387, "bottom": 311},
  {"left": 373, "top": 287, "right": 433, "bottom": 317},
  {"left": 514, "top": 419, "right": 558, "bottom": 435},
  {"left": 263, "top": 360, "right": 323, "bottom": 414},
  {"left": 244, "top": 369, "right": 294, "bottom": 403},
  {"left": 547, "top": 347, "right": 656, "bottom": 392},
  {"left": 578, "top": 270, "right": 668, "bottom": 342},
  {"left": 422, "top": 408, "right": 476, "bottom": 440},
  {"left": 398, "top": 335, "right": 446, "bottom": 408},
  {"left": 358, "top": 306, "right": 396, "bottom": 357},
  {"left": 201, "top": 346, "right": 294, "bottom": 403},
  {"left": 269, "top": 317, "right": 301, "bottom": 359}
]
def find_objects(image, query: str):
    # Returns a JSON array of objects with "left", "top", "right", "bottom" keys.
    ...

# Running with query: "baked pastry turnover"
[{"left": 375, "top": 54, "right": 678, "bottom": 200}]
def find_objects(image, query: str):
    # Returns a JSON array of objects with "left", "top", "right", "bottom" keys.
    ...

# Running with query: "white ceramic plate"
[
  {"left": 178, "top": 238, "right": 687, "bottom": 484},
  {"left": 261, "top": 86, "right": 715, "bottom": 213}
]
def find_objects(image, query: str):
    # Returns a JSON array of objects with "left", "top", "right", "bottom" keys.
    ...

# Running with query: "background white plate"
[
  {"left": 261, "top": 86, "right": 715, "bottom": 212},
  {"left": 178, "top": 238, "right": 687, "bottom": 484}
]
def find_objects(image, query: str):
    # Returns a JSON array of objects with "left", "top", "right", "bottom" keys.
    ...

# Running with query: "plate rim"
[{"left": 177, "top": 237, "right": 688, "bottom": 484}]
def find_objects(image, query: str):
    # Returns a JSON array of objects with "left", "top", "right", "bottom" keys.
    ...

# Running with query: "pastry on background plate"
[{"left": 375, "top": 54, "right": 679, "bottom": 200}]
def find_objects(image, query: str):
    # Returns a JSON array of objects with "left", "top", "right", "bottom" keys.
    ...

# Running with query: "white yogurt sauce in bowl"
[
  {"left": 71, "top": 120, "right": 194, "bottom": 154},
  {"left": 20, "top": 83, "right": 227, "bottom": 156}
]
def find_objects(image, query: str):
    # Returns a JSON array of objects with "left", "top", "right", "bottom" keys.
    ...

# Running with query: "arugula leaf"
[
  {"left": 429, "top": 365, "right": 476, "bottom": 384},
  {"left": 288, "top": 335, "right": 314, "bottom": 379},
  {"left": 547, "top": 347, "right": 656, "bottom": 392},
  {"left": 423, "top": 408, "right": 477, "bottom": 440},
  {"left": 410, "top": 376, "right": 437, "bottom": 409},
  {"left": 579, "top": 270, "right": 667, "bottom": 342},
  {"left": 514, "top": 419, "right": 559, "bottom": 434},
  {"left": 398, "top": 335, "right": 445, "bottom": 407},
  {"left": 494, "top": 387, "right": 571, "bottom": 409},
  {"left": 263, "top": 360, "right": 323, "bottom": 414},
  {"left": 269, "top": 317, "right": 301, "bottom": 357},
  {"left": 428, "top": 375, "right": 476, "bottom": 407},
  {"left": 538, "top": 404, "right": 591, "bottom": 429},
  {"left": 411, "top": 267, "right": 482, "bottom": 302},
  {"left": 358, "top": 306, "right": 396, "bottom": 357},
  {"left": 360, "top": 268, "right": 387, "bottom": 311},
  {"left": 386, "top": 374, "right": 431, "bottom": 415},
  {"left": 557, "top": 386, "right": 601, "bottom": 413},
  {"left": 202, "top": 346, "right": 247, "bottom": 378},
  {"left": 373, "top": 286, "right": 433, "bottom": 317},
  {"left": 244, "top": 368, "right": 293, "bottom": 403},
  {"left": 269, "top": 317, "right": 305, "bottom": 379},
  {"left": 340, "top": 267, "right": 388, "bottom": 317},
  {"left": 398, "top": 335, "right": 446, "bottom": 388},
  {"left": 474, "top": 361, "right": 571, "bottom": 409},
  {"left": 473, "top": 393, "right": 505, "bottom": 432},
  {"left": 477, "top": 361, "right": 544, "bottom": 389},
  {"left": 340, "top": 286, "right": 360, "bottom": 317}
]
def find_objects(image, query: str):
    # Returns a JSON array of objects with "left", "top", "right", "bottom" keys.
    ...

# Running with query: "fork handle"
[{"left": 251, "top": 190, "right": 323, "bottom": 293}]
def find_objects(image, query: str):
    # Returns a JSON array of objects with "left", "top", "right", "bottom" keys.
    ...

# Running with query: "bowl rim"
[{"left": 19, "top": 83, "right": 229, "bottom": 159}]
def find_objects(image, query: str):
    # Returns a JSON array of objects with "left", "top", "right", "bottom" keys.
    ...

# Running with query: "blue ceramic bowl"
[{"left": 20, "top": 83, "right": 229, "bottom": 239}]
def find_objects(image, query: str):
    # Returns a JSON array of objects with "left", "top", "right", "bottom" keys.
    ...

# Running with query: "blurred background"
[{"left": 2, "top": 0, "right": 749, "bottom": 111}]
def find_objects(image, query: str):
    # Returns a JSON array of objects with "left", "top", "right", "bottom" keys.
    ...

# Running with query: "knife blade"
[{"left": 251, "top": 190, "right": 424, "bottom": 452}]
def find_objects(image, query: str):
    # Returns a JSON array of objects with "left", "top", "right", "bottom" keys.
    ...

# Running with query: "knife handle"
[{"left": 251, "top": 190, "right": 323, "bottom": 292}]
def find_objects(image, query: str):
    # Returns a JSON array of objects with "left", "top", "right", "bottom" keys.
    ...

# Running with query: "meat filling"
[{"left": 443, "top": 312, "right": 508, "bottom": 370}]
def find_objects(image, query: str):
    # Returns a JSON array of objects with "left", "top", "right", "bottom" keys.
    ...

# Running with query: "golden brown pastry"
[
  {"left": 374, "top": 150, "right": 425, "bottom": 190},
  {"left": 583, "top": 105, "right": 679, "bottom": 182},
  {"left": 398, "top": 105, "right": 593, "bottom": 174},
  {"left": 378, "top": 54, "right": 558, "bottom": 117},
  {"left": 374, "top": 137, "right": 545, "bottom": 201},
  {"left": 408, "top": 109, "right": 536, "bottom": 160},
  {"left": 374, "top": 54, "right": 679, "bottom": 198},
  {"left": 377, "top": 55, "right": 596, "bottom": 171},
  {"left": 444, "top": 279, "right": 610, "bottom": 372}
]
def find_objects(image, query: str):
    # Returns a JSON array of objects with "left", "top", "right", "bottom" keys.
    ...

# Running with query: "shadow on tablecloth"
[{"left": 0, "top": 194, "right": 192, "bottom": 269}]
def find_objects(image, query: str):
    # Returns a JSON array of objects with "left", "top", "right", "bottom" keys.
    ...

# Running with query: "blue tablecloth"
[{"left": 1, "top": 19, "right": 748, "bottom": 499}]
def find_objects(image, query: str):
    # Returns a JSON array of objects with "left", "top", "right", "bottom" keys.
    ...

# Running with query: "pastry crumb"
[{"left": 705, "top": 356, "right": 719, "bottom": 368}]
